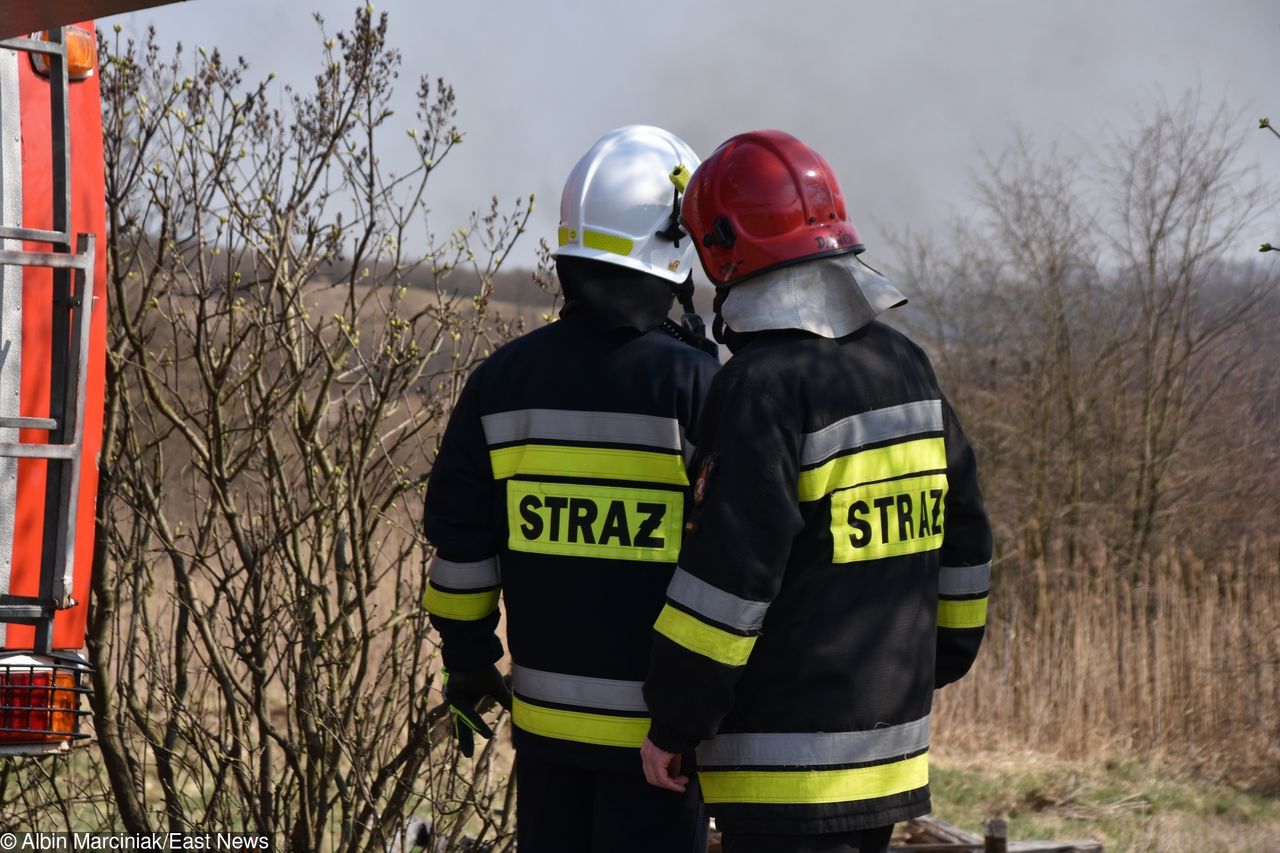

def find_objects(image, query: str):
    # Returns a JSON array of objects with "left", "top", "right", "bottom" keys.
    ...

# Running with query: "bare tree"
[
  {"left": 1104, "top": 96, "right": 1273, "bottom": 563},
  {"left": 896, "top": 96, "right": 1277, "bottom": 576},
  {"left": 897, "top": 96, "right": 1280, "bottom": 784}
]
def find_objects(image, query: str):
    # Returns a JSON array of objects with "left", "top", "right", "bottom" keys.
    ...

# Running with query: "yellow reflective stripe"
[
  {"left": 422, "top": 586, "right": 500, "bottom": 621},
  {"left": 938, "top": 596, "right": 988, "bottom": 629},
  {"left": 654, "top": 604, "right": 757, "bottom": 667},
  {"left": 700, "top": 751, "right": 929, "bottom": 805},
  {"left": 797, "top": 437, "right": 947, "bottom": 503},
  {"left": 582, "top": 229, "right": 634, "bottom": 256},
  {"left": 489, "top": 444, "right": 688, "bottom": 486},
  {"left": 512, "top": 697, "right": 649, "bottom": 748},
  {"left": 557, "top": 226, "right": 571, "bottom": 246}
]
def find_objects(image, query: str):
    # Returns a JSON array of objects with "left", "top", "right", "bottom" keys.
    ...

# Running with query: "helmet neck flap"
[{"left": 711, "top": 253, "right": 906, "bottom": 350}]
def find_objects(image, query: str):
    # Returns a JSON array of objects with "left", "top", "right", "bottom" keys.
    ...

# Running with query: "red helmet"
[{"left": 680, "top": 130, "right": 863, "bottom": 287}]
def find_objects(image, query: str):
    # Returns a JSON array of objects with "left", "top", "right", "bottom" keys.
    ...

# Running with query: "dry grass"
[{"left": 934, "top": 545, "right": 1280, "bottom": 791}]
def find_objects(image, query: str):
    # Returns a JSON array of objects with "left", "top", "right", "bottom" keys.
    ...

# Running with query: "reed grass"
[{"left": 934, "top": 545, "right": 1280, "bottom": 789}]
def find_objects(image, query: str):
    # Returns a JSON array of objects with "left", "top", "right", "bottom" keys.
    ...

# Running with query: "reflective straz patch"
[
  {"left": 506, "top": 481, "right": 683, "bottom": 563},
  {"left": 829, "top": 473, "right": 948, "bottom": 563}
]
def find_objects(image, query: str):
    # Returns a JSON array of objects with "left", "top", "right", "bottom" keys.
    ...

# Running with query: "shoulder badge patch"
[{"left": 693, "top": 453, "right": 717, "bottom": 507}]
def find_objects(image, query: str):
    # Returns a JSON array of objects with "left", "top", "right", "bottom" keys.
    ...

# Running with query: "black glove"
[{"left": 444, "top": 665, "right": 512, "bottom": 758}]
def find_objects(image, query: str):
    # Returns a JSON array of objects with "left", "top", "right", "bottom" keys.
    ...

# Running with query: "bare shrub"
[{"left": 1, "top": 8, "right": 549, "bottom": 847}]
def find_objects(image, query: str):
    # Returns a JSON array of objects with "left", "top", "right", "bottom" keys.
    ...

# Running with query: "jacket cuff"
[
  {"left": 440, "top": 636, "right": 504, "bottom": 672},
  {"left": 646, "top": 720, "right": 700, "bottom": 755}
]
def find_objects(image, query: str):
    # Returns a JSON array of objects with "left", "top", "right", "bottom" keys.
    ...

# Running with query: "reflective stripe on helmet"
[
  {"left": 581, "top": 230, "right": 634, "bottom": 257},
  {"left": 557, "top": 226, "right": 637, "bottom": 258}
]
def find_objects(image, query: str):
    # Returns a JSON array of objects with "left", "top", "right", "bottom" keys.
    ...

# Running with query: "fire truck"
[{"left": 0, "top": 2, "right": 181, "bottom": 755}]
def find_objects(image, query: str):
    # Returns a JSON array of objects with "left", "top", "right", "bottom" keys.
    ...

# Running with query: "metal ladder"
[{"left": 0, "top": 27, "right": 98, "bottom": 656}]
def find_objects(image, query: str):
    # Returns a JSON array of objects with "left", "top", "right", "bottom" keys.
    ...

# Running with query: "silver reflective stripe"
[
  {"left": 666, "top": 568, "right": 769, "bottom": 633},
  {"left": 697, "top": 715, "right": 930, "bottom": 768},
  {"left": 683, "top": 442, "right": 697, "bottom": 468},
  {"left": 511, "top": 664, "right": 648, "bottom": 713},
  {"left": 428, "top": 555, "right": 500, "bottom": 590},
  {"left": 680, "top": 428, "right": 697, "bottom": 468},
  {"left": 800, "top": 401, "right": 944, "bottom": 467},
  {"left": 939, "top": 562, "right": 991, "bottom": 597},
  {"left": 481, "top": 408, "right": 682, "bottom": 451}
]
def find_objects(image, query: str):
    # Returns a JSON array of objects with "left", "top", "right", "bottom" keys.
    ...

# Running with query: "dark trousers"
[
  {"left": 515, "top": 752, "right": 707, "bottom": 853},
  {"left": 720, "top": 825, "right": 894, "bottom": 853}
]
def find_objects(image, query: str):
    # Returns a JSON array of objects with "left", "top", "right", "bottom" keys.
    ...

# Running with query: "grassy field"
[{"left": 930, "top": 749, "right": 1280, "bottom": 853}]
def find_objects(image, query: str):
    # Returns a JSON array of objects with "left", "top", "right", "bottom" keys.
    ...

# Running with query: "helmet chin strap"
[
  {"left": 653, "top": 170, "right": 717, "bottom": 357},
  {"left": 712, "top": 312, "right": 727, "bottom": 345},
  {"left": 710, "top": 286, "right": 749, "bottom": 354},
  {"left": 671, "top": 275, "right": 698, "bottom": 320},
  {"left": 711, "top": 313, "right": 750, "bottom": 355},
  {"left": 667, "top": 275, "right": 718, "bottom": 358},
  {"left": 710, "top": 285, "right": 728, "bottom": 344}
]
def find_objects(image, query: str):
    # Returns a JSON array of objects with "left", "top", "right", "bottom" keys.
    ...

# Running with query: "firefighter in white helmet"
[{"left": 422, "top": 126, "right": 718, "bottom": 853}]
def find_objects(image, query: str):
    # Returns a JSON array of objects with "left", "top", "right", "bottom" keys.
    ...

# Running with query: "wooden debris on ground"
[
  {"left": 892, "top": 816, "right": 1103, "bottom": 852},
  {"left": 707, "top": 817, "right": 1103, "bottom": 852}
]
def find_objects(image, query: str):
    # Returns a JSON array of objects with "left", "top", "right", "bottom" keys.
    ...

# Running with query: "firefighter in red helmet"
[{"left": 640, "top": 130, "right": 993, "bottom": 853}]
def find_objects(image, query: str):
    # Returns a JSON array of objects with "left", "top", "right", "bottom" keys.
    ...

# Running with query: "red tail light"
[{"left": 0, "top": 656, "right": 89, "bottom": 744}]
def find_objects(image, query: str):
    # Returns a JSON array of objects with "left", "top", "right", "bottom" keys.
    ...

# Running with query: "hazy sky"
[{"left": 112, "top": 0, "right": 1280, "bottom": 269}]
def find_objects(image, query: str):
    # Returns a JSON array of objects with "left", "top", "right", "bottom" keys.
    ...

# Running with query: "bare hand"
[{"left": 640, "top": 737, "right": 688, "bottom": 792}]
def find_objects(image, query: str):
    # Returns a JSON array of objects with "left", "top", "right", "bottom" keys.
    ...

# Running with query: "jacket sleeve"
[
  {"left": 935, "top": 396, "right": 993, "bottom": 689},
  {"left": 422, "top": 367, "right": 504, "bottom": 672},
  {"left": 677, "top": 351, "right": 722, "bottom": 472},
  {"left": 644, "top": 369, "right": 805, "bottom": 753}
]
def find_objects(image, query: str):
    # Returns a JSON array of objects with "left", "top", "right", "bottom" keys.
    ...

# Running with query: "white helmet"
[{"left": 554, "top": 125, "right": 701, "bottom": 285}]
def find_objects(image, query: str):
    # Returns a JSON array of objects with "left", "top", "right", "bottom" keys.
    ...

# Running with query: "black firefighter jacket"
[
  {"left": 643, "top": 322, "right": 993, "bottom": 834},
  {"left": 423, "top": 311, "right": 719, "bottom": 771}
]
